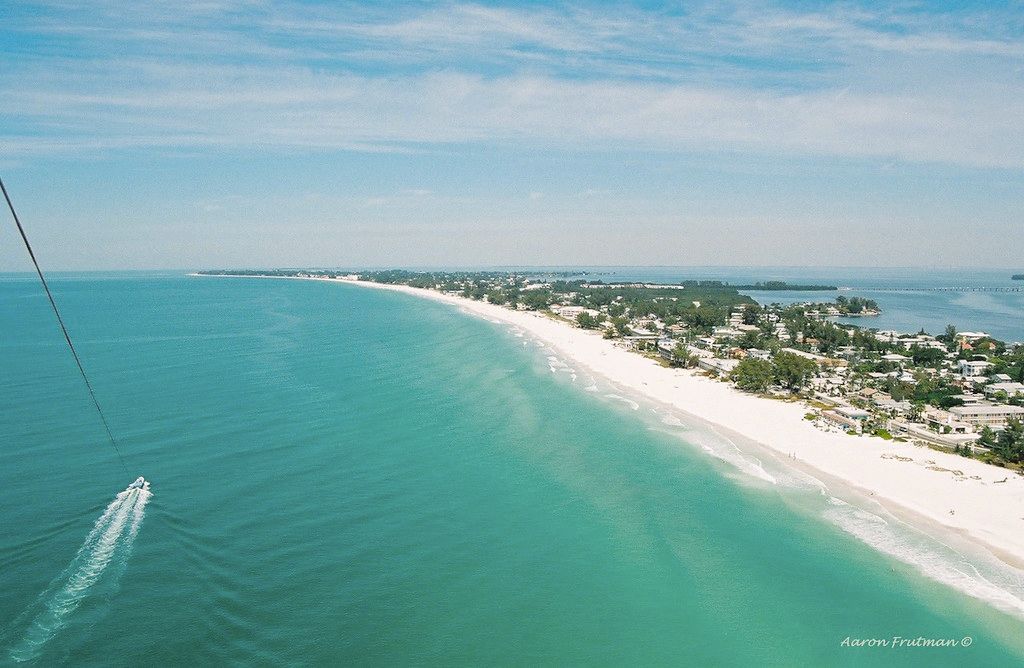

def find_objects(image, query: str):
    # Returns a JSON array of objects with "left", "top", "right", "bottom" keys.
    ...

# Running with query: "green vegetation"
[
  {"left": 668, "top": 343, "right": 696, "bottom": 369},
  {"left": 977, "top": 422, "right": 1024, "bottom": 466},
  {"left": 835, "top": 295, "right": 880, "bottom": 314},
  {"left": 732, "top": 358, "right": 775, "bottom": 393},
  {"left": 575, "top": 312, "right": 603, "bottom": 329},
  {"left": 772, "top": 351, "right": 819, "bottom": 391},
  {"left": 730, "top": 352, "right": 817, "bottom": 393}
]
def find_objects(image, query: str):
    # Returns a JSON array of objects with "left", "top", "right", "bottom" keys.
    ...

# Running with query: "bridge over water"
[{"left": 841, "top": 286, "right": 1022, "bottom": 293}]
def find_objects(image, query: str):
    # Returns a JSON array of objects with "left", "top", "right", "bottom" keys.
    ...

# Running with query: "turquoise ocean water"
[{"left": 2, "top": 274, "right": 1024, "bottom": 665}]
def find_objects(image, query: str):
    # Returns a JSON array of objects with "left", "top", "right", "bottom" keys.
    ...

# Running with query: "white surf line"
[{"left": 7, "top": 481, "right": 152, "bottom": 663}]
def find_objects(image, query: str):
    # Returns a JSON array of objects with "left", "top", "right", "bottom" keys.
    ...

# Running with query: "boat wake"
[{"left": 6, "top": 479, "right": 152, "bottom": 663}]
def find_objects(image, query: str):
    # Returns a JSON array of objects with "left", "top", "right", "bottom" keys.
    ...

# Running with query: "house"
[
  {"left": 837, "top": 406, "right": 871, "bottom": 421},
  {"left": 898, "top": 371, "right": 918, "bottom": 384},
  {"left": 869, "top": 392, "right": 893, "bottom": 406},
  {"left": 712, "top": 326, "right": 741, "bottom": 339},
  {"left": 857, "top": 387, "right": 879, "bottom": 401}
]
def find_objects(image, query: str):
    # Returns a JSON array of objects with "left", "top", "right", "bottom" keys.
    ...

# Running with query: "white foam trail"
[{"left": 7, "top": 481, "right": 152, "bottom": 663}]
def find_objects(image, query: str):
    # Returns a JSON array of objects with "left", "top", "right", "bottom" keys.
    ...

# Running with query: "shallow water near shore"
[{"left": 2, "top": 273, "right": 1023, "bottom": 665}]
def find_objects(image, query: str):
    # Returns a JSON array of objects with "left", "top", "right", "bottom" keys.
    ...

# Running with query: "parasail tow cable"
[{"left": 1, "top": 176, "right": 133, "bottom": 477}]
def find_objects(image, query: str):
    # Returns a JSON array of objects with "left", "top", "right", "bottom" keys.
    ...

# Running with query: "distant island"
[
  {"left": 1013, "top": 274, "right": 1023, "bottom": 280},
  {"left": 719, "top": 280, "right": 838, "bottom": 291}
]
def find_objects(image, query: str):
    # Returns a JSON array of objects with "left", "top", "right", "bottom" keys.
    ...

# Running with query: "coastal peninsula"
[{"left": 195, "top": 269, "right": 1024, "bottom": 590}]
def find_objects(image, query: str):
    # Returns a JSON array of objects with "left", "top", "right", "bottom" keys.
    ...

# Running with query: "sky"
[{"left": 1, "top": 0, "right": 1023, "bottom": 270}]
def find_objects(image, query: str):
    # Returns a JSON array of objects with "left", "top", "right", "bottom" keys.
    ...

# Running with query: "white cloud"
[{"left": 3, "top": 2, "right": 1024, "bottom": 168}]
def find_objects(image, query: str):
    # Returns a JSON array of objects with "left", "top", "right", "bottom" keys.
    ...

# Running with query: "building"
[
  {"left": 949, "top": 404, "right": 1024, "bottom": 428},
  {"left": 822, "top": 407, "right": 870, "bottom": 433},
  {"left": 780, "top": 347, "right": 848, "bottom": 368},
  {"left": 553, "top": 305, "right": 600, "bottom": 320},
  {"left": 959, "top": 359, "right": 992, "bottom": 378},
  {"left": 984, "top": 382, "right": 1024, "bottom": 398},
  {"left": 922, "top": 408, "right": 975, "bottom": 434},
  {"left": 952, "top": 393, "right": 986, "bottom": 406},
  {"left": 698, "top": 358, "right": 739, "bottom": 376}
]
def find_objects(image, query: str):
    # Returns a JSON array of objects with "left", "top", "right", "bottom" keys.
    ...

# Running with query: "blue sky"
[{"left": 1, "top": 0, "right": 1023, "bottom": 269}]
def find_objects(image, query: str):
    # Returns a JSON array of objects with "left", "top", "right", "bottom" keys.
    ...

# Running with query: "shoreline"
[{"left": 195, "top": 274, "right": 1024, "bottom": 576}]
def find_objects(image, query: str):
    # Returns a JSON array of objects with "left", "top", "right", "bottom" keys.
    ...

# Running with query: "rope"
[{"left": 0, "top": 176, "right": 129, "bottom": 474}]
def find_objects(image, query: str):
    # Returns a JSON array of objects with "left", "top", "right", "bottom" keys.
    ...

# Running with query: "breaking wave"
[
  {"left": 604, "top": 394, "right": 640, "bottom": 411},
  {"left": 823, "top": 496, "right": 1024, "bottom": 618}
]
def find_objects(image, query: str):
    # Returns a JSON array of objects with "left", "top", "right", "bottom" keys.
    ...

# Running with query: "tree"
[
  {"left": 611, "top": 316, "right": 631, "bottom": 337},
  {"left": 520, "top": 290, "right": 551, "bottom": 311},
  {"left": 940, "top": 324, "right": 958, "bottom": 350},
  {"left": 739, "top": 329, "right": 762, "bottom": 350},
  {"left": 909, "top": 345, "right": 945, "bottom": 368},
  {"left": 576, "top": 312, "right": 600, "bottom": 329},
  {"left": 994, "top": 420, "right": 1024, "bottom": 464},
  {"left": 742, "top": 303, "right": 762, "bottom": 325},
  {"left": 670, "top": 343, "right": 695, "bottom": 368},
  {"left": 732, "top": 358, "right": 774, "bottom": 393},
  {"left": 772, "top": 351, "right": 818, "bottom": 391}
]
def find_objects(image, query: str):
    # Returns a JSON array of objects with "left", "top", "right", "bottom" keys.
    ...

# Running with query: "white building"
[
  {"left": 553, "top": 305, "right": 600, "bottom": 320},
  {"left": 949, "top": 404, "right": 1024, "bottom": 428},
  {"left": 984, "top": 382, "right": 1024, "bottom": 398},
  {"left": 698, "top": 358, "right": 739, "bottom": 375},
  {"left": 959, "top": 359, "right": 992, "bottom": 378}
]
